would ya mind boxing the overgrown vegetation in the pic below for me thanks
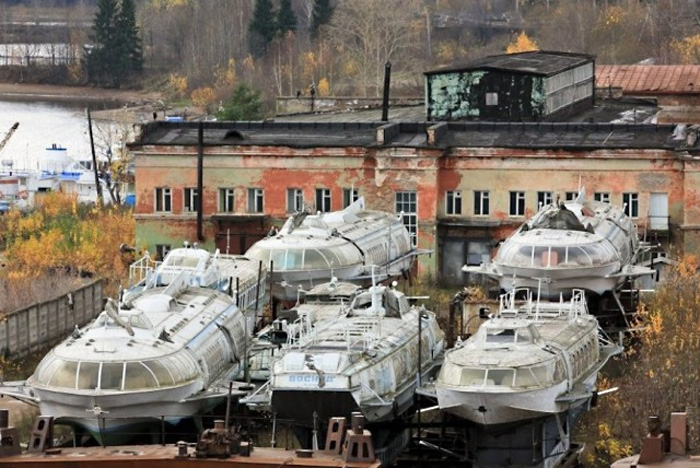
[0,192,135,312]
[578,255,700,466]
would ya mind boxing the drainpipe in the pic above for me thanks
[381,62,392,122]
[197,122,204,241]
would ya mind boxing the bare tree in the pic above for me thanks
[324,0,424,97]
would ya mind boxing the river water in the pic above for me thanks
[0,99,113,171]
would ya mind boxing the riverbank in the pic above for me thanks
[0,82,161,106]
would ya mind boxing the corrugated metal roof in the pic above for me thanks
[597,65,700,94]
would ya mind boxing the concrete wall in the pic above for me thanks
[0,280,103,358]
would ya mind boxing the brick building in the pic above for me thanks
[128,119,699,285]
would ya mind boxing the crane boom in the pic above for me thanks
[0,122,19,155]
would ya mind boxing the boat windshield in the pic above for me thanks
[485,327,533,344]
[496,243,617,268]
[162,251,207,269]
[35,353,198,391]
[246,244,361,271]
[440,360,562,389]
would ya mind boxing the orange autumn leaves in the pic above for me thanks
[1,192,134,295]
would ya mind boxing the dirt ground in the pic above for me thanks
[0,82,162,106]
[0,397,37,428]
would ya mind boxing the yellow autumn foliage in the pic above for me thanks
[580,255,700,466]
[167,73,189,99]
[0,193,135,296]
[672,35,700,64]
[317,77,330,97]
[191,87,216,110]
[506,32,538,54]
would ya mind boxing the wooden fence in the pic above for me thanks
[0,279,103,357]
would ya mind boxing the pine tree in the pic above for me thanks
[276,0,297,34]
[117,0,143,72]
[310,0,333,38]
[86,0,119,85]
[249,0,277,56]
[217,84,264,121]
[85,0,143,87]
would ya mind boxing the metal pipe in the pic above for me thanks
[381,62,392,122]
[196,122,204,241]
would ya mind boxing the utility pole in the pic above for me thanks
[87,108,104,207]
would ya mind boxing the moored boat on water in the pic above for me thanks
[432,288,621,427]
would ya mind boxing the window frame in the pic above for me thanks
[446,190,462,215]
[315,188,332,213]
[287,188,304,213]
[623,192,639,218]
[247,188,264,213]
[509,191,525,217]
[154,187,172,213]
[537,191,552,209]
[473,190,490,216]
[342,188,359,208]
[218,187,235,213]
[594,192,610,203]
[396,191,418,247]
[183,187,198,212]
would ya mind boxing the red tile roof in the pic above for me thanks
[596,65,700,94]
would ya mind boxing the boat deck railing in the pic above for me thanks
[128,251,161,288]
[287,315,383,352]
[499,287,589,321]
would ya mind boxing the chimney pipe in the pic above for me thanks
[381,62,392,122]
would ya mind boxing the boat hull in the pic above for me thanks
[32,379,224,435]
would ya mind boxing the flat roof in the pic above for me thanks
[425,50,594,77]
[131,120,680,151]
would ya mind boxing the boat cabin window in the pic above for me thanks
[46,359,78,388]
[124,362,159,390]
[163,253,204,269]
[37,355,196,391]
[513,363,555,388]
[100,362,124,390]
[486,368,515,386]
[77,362,99,390]
[460,367,486,386]
[485,327,531,343]
[128,313,151,329]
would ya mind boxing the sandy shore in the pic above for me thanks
[0,82,162,106]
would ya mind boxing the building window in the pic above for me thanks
[445,190,462,215]
[537,191,552,208]
[594,192,610,203]
[343,188,359,208]
[565,191,577,202]
[287,188,304,213]
[509,191,525,216]
[623,192,639,218]
[396,191,417,247]
[473,190,489,216]
[184,187,198,212]
[219,188,235,212]
[155,244,171,261]
[155,187,171,212]
[315,188,331,212]
[485,92,498,106]
[247,188,264,213]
